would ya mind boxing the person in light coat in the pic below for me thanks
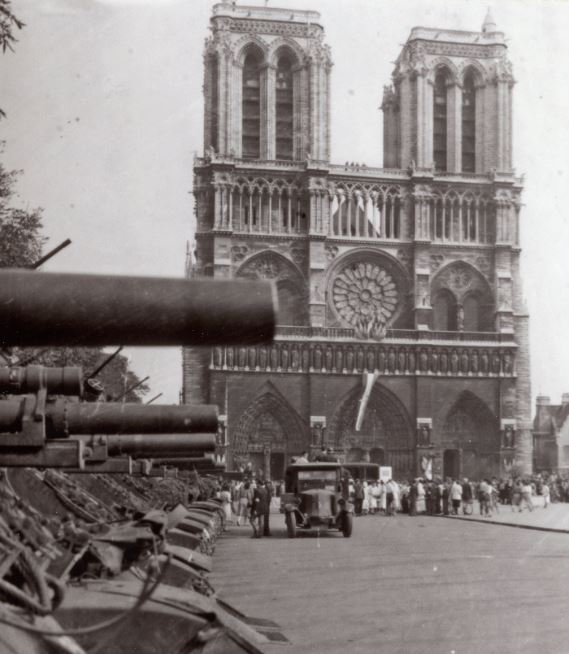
[450,479,463,515]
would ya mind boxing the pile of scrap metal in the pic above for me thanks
[0,270,277,653]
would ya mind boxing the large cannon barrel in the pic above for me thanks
[153,455,224,470]
[0,269,277,346]
[75,433,216,457]
[0,366,83,396]
[151,453,216,466]
[49,400,218,436]
[0,397,218,437]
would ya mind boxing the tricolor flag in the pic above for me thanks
[331,194,339,217]
[365,195,381,237]
[355,371,379,431]
[373,200,381,236]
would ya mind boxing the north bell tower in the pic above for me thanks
[202,0,332,161]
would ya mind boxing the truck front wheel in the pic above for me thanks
[285,512,296,538]
[341,512,352,538]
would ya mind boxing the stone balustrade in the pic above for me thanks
[275,325,513,344]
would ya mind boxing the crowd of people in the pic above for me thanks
[394,475,552,518]
[210,471,564,537]
[216,479,275,538]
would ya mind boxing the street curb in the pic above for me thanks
[438,513,569,534]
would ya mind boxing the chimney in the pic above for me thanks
[562,394,569,406]
[536,395,550,407]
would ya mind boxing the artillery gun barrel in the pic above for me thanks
[0,269,276,346]
[76,433,216,456]
[0,365,83,396]
[152,455,223,469]
[151,453,216,466]
[0,397,218,437]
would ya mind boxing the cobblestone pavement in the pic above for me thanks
[212,509,569,654]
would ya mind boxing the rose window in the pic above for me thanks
[332,262,399,338]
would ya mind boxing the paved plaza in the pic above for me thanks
[212,505,569,654]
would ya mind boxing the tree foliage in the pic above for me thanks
[0,4,150,404]
[0,0,24,119]
[0,158,46,267]
[0,0,23,54]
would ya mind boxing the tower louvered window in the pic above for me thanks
[462,72,476,172]
[433,70,448,172]
[210,55,219,152]
[242,53,261,159]
[275,55,294,160]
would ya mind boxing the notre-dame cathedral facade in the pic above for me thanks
[183,1,531,482]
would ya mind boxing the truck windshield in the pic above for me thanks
[297,470,337,490]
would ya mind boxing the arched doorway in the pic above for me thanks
[370,447,385,466]
[443,449,460,479]
[232,388,306,480]
[328,383,414,479]
[441,392,499,478]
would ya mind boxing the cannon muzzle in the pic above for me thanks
[0,269,277,346]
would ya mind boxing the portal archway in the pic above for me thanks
[232,386,307,479]
[328,383,414,479]
[441,391,499,478]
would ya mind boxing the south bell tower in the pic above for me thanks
[184,4,531,481]
[383,9,514,174]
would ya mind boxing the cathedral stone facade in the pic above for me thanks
[183,2,531,481]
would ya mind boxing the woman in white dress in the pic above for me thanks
[362,481,370,515]
[220,484,233,526]
[370,482,380,514]
[379,480,387,513]
[415,479,426,513]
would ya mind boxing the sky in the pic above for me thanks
[1,0,568,408]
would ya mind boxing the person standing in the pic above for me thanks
[416,479,426,514]
[362,481,370,515]
[237,481,251,526]
[385,479,396,516]
[408,479,418,516]
[219,484,233,527]
[542,482,551,509]
[250,480,270,537]
[520,480,534,512]
[354,479,364,516]
[442,479,450,515]
[450,479,462,515]
[369,482,379,515]
[462,478,473,515]
[478,479,492,517]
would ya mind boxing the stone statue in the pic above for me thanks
[457,304,465,332]
[259,346,267,370]
[418,425,431,446]
[378,349,386,372]
[325,345,333,371]
[314,346,322,371]
[450,350,459,374]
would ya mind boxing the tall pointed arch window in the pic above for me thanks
[462,72,476,172]
[276,55,294,160]
[210,54,219,152]
[242,51,262,159]
[433,69,449,172]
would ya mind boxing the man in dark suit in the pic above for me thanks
[251,480,271,537]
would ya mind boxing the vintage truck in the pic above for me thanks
[279,462,353,538]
